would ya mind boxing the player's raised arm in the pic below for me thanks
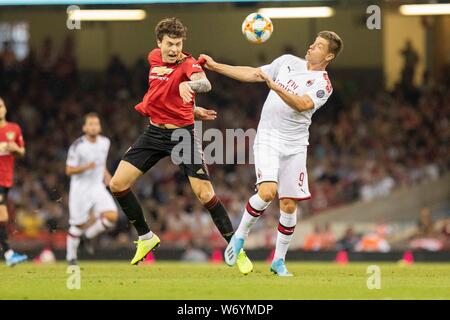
[187,71,211,93]
[259,71,315,112]
[179,71,211,104]
[199,54,264,83]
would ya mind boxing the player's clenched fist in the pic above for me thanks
[5,142,20,153]
[179,81,194,104]
[84,162,96,171]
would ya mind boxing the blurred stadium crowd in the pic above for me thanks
[0,37,449,253]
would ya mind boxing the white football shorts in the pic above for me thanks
[69,186,117,225]
[253,143,311,200]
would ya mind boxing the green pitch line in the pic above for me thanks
[1,262,449,300]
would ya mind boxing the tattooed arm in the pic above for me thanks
[179,72,212,104]
[187,71,211,92]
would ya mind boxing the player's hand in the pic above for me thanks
[84,162,96,171]
[179,81,194,104]
[6,142,20,152]
[198,54,216,70]
[258,71,278,91]
[194,106,217,121]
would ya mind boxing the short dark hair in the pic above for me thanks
[318,30,343,59]
[84,112,99,124]
[155,17,187,42]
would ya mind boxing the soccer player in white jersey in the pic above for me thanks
[201,31,343,276]
[65,112,118,265]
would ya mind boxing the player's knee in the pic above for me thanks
[103,211,118,223]
[258,186,276,202]
[198,190,215,205]
[195,186,214,205]
[280,199,297,214]
[0,208,8,223]
[109,177,127,193]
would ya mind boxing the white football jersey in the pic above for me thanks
[258,54,333,152]
[66,135,110,191]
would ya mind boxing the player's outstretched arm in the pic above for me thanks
[65,162,96,176]
[199,54,264,83]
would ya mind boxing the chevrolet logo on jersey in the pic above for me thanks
[151,66,174,76]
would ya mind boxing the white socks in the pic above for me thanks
[66,217,116,260]
[66,225,83,261]
[138,231,154,241]
[4,249,14,260]
[235,194,271,239]
[274,209,297,262]
[85,217,115,239]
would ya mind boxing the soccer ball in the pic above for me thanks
[36,248,56,264]
[242,13,273,44]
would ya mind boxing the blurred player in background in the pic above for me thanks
[201,30,343,276]
[0,97,28,266]
[108,17,253,274]
[65,112,118,265]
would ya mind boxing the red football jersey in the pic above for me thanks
[0,122,24,187]
[134,48,204,126]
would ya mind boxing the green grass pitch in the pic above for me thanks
[1,261,450,299]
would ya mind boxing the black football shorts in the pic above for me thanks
[0,187,9,205]
[123,124,210,181]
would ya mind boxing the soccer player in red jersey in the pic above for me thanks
[0,97,28,266]
[109,17,253,274]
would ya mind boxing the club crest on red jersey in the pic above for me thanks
[6,132,15,141]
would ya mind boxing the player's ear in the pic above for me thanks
[157,40,162,48]
[325,53,335,62]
